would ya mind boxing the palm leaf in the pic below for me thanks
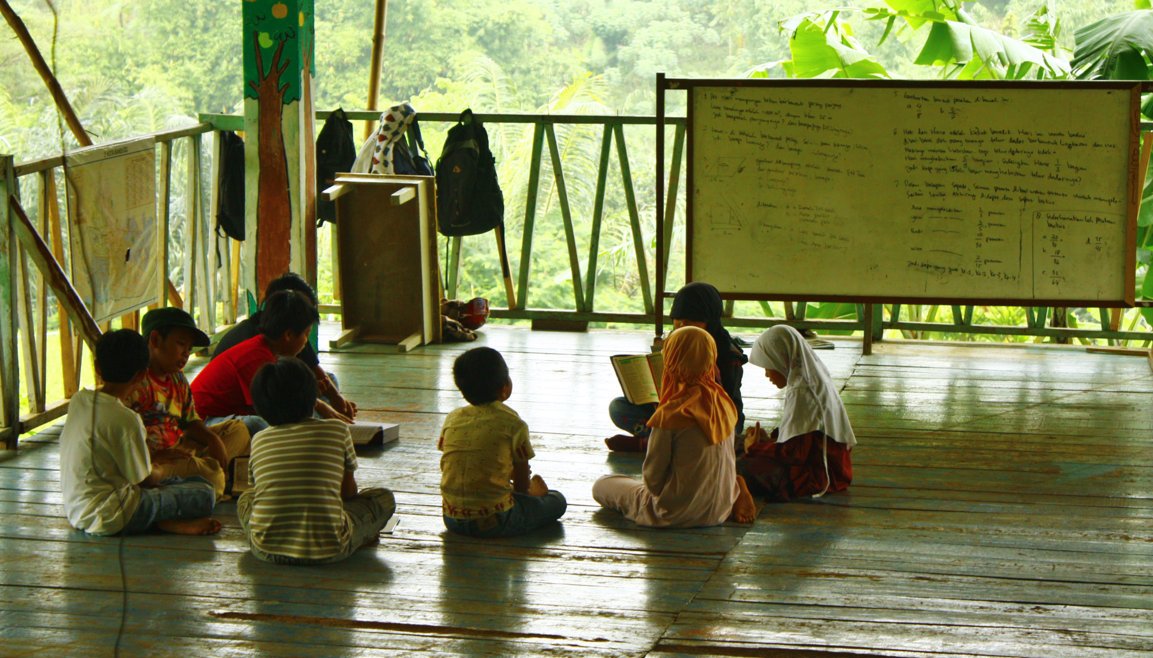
[782,18,889,79]
[1071,10,1153,80]
[915,20,1070,79]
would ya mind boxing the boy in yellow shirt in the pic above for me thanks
[438,347,566,537]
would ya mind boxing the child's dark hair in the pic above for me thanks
[264,271,318,307]
[251,357,318,426]
[95,329,149,384]
[259,290,320,338]
[452,347,510,405]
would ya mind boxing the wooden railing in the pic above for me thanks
[3,111,1151,447]
[0,123,239,448]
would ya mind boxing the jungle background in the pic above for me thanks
[2,0,1152,341]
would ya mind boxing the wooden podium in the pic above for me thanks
[324,174,442,351]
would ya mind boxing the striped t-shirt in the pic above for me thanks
[247,418,357,559]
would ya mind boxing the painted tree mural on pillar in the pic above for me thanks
[243,0,313,295]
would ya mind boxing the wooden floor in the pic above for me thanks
[3,325,1152,657]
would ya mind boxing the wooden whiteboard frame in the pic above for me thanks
[655,78,1141,326]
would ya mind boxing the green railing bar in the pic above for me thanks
[885,320,1153,342]
[516,124,546,311]
[543,124,585,310]
[199,112,689,131]
[583,126,614,313]
[660,123,685,298]
[615,124,653,314]
[446,236,462,300]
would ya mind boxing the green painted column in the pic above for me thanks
[0,155,19,448]
[242,0,316,300]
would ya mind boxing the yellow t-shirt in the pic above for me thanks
[438,401,535,519]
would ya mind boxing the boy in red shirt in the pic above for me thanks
[192,290,328,434]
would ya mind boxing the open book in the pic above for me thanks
[611,352,664,405]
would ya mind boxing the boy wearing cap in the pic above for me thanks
[125,307,250,499]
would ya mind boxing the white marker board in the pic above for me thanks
[687,82,1140,304]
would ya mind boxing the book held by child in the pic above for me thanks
[611,351,664,406]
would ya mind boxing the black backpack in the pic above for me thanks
[394,117,433,176]
[215,131,245,240]
[316,108,356,225]
[435,109,504,236]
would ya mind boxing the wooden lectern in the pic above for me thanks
[324,174,442,352]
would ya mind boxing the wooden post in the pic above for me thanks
[364,0,389,141]
[1,155,20,448]
[242,0,316,302]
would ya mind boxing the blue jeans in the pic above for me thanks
[118,476,216,535]
[443,491,567,538]
[608,397,656,437]
[206,414,269,437]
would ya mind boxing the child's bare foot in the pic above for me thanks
[156,517,222,535]
[528,474,549,496]
[729,476,756,524]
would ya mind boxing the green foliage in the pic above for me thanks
[1072,10,1153,80]
[2,0,1151,341]
[775,16,890,79]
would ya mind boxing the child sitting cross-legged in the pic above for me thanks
[126,307,250,501]
[192,289,327,437]
[61,329,220,536]
[439,347,567,538]
[237,357,396,565]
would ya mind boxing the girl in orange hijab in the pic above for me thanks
[592,327,755,527]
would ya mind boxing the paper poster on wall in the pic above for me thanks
[65,137,159,322]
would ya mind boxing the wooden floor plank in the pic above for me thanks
[3,326,1153,656]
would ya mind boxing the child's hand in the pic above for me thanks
[315,400,353,424]
[205,433,228,471]
[528,474,549,496]
[743,421,770,452]
[329,392,358,420]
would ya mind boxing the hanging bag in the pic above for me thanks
[435,109,504,236]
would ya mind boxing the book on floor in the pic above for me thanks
[227,455,251,496]
[611,351,664,405]
[350,421,400,448]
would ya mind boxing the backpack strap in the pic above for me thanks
[407,118,431,167]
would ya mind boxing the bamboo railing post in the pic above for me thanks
[364,0,389,141]
[0,2,92,148]
[1,155,20,447]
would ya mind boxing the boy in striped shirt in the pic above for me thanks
[237,357,395,564]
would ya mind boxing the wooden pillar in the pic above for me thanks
[242,0,317,301]
[0,155,19,448]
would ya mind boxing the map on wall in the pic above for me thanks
[65,137,159,322]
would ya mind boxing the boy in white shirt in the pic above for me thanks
[60,329,219,536]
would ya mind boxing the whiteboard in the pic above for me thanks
[687,82,1140,304]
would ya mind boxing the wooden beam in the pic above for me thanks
[329,327,360,350]
[389,186,415,206]
[0,1,92,147]
[396,331,422,353]
[8,196,100,349]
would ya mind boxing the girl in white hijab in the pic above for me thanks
[740,325,855,501]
